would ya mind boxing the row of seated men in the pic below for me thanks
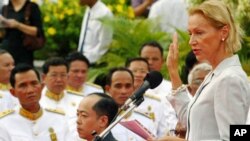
[0,49,178,141]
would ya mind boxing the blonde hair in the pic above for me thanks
[188,0,242,53]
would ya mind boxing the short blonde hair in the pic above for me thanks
[188,0,242,53]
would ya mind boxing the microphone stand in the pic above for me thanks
[93,97,144,141]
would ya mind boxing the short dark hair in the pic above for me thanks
[139,41,163,57]
[105,67,134,86]
[181,51,198,84]
[65,52,90,68]
[42,57,68,74]
[125,57,150,71]
[0,49,8,55]
[10,64,40,87]
[88,93,118,125]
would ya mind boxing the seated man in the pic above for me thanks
[0,49,17,112]
[105,67,157,140]
[40,57,83,139]
[0,126,11,141]
[65,52,103,96]
[76,92,118,141]
[0,64,72,140]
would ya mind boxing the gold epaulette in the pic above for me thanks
[134,110,151,120]
[144,93,161,102]
[0,109,14,119]
[66,90,84,96]
[45,108,65,115]
[86,82,102,89]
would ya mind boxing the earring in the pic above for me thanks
[222,38,225,41]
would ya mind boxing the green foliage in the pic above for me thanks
[34,0,84,59]
[88,17,173,80]
[35,0,250,78]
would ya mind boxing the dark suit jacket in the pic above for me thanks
[93,132,117,141]
[102,132,117,141]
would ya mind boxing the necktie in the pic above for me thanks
[80,11,90,53]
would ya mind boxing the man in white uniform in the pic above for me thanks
[65,52,103,96]
[0,49,17,112]
[0,64,72,141]
[40,57,82,140]
[139,41,172,99]
[126,57,178,137]
[78,0,113,64]
[105,67,157,141]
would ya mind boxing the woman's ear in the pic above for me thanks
[221,25,229,40]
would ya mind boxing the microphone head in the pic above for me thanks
[144,71,163,89]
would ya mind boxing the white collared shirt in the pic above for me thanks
[78,1,113,63]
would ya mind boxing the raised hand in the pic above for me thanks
[166,33,183,90]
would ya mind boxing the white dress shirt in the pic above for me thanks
[148,0,188,33]
[78,1,113,63]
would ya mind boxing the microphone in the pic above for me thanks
[121,71,163,110]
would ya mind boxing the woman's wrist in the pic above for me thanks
[171,84,187,95]
[16,21,21,29]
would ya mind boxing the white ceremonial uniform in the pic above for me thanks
[78,1,113,63]
[136,92,178,138]
[148,0,188,33]
[112,110,157,141]
[0,108,72,141]
[147,79,172,99]
[82,82,103,95]
[0,89,18,112]
[66,82,103,97]
[40,87,83,139]
[0,125,11,141]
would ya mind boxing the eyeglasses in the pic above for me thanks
[48,73,67,79]
[131,69,148,74]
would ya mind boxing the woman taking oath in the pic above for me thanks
[161,0,250,141]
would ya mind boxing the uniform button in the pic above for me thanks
[71,102,76,107]
[33,132,39,136]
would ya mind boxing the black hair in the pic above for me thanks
[105,67,134,86]
[42,57,68,74]
[65,52,90,68]
[125,57,150,71]
[88,93,118,125]
[181,50,198,84]
[10,63,40,87]
[139,41,163,57]
[93,73,107,92]
[0,49,9,55]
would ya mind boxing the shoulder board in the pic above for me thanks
[66,90,84,96]
[45,108,65,115]
[86,82,102,89]
[133,110,151,120]
[0,109,14,119]
[144,93,161,102]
